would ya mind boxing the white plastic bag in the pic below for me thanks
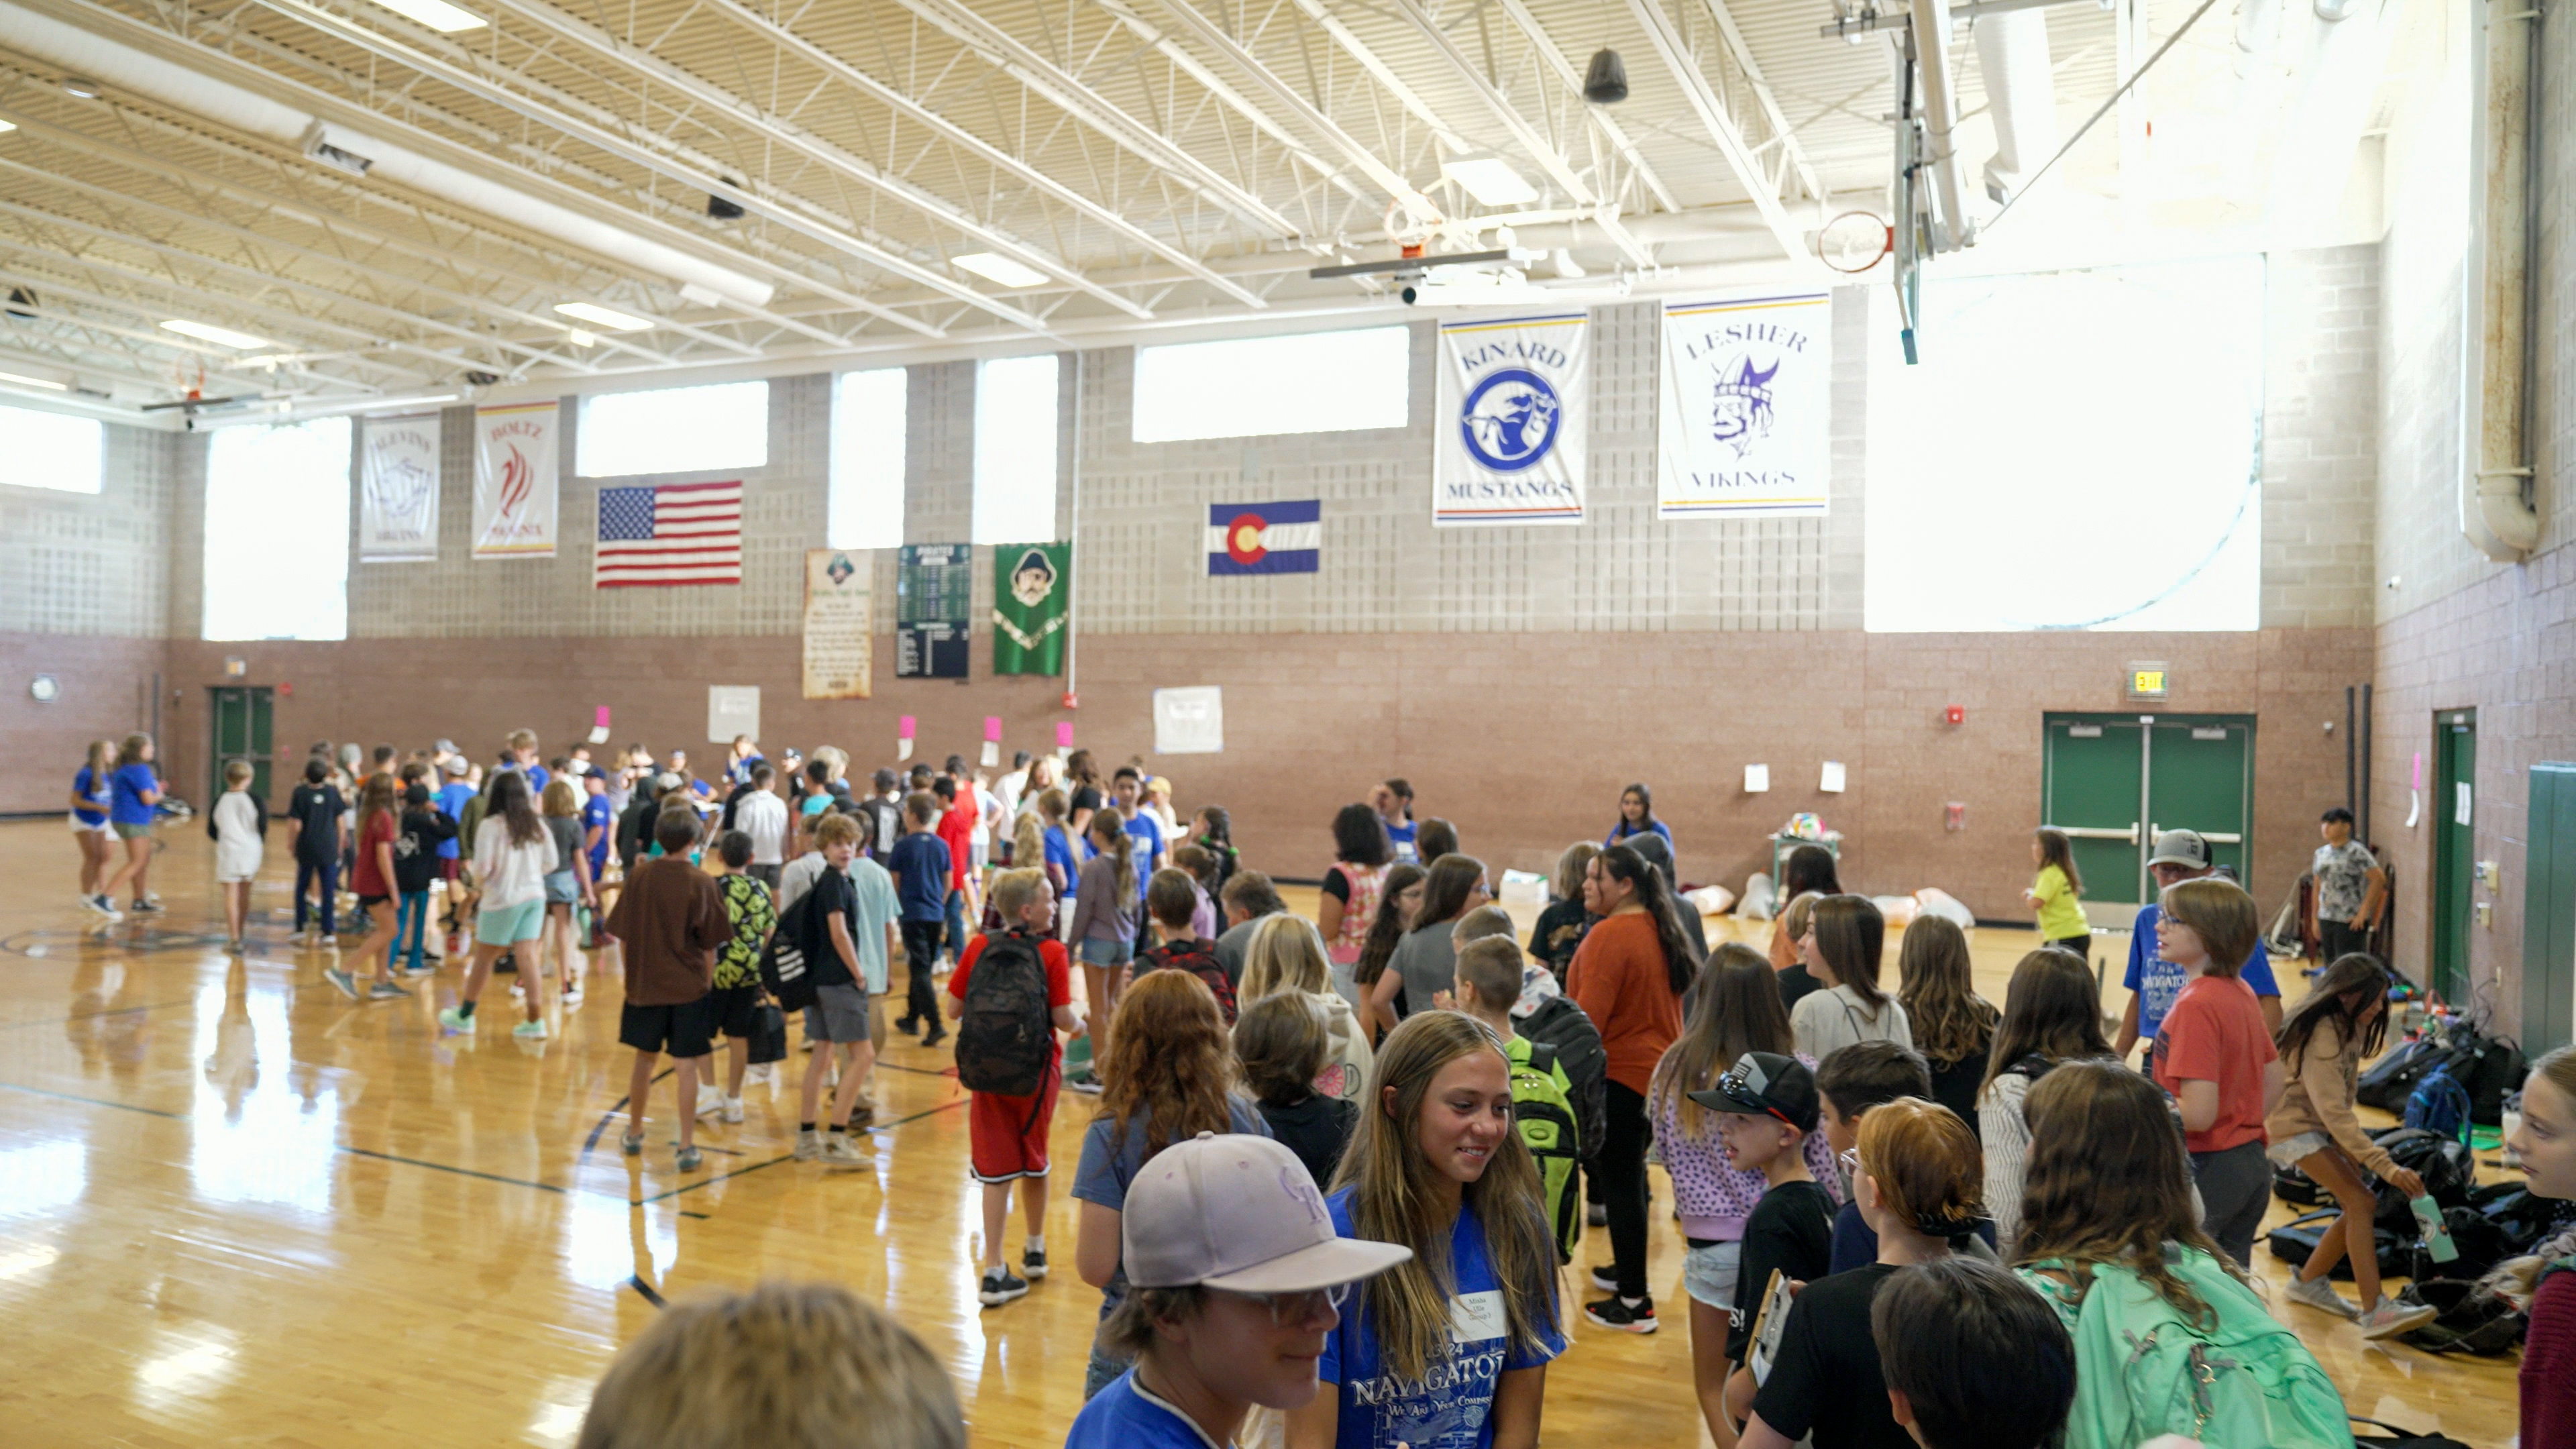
[1685,883,1737,917]
[1499,868,1549,909]
[1872,895,1920,929]
[1739,872,1777,921]
[1913,888,1974,930]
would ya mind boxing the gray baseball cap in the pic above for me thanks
[2147,829,2213,870]
[1122,1134,1413,1293]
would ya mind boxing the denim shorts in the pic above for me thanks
[543,868,580,906]
[1077,937,1133,969]
[1682,1239,1741,1309]
[2266,1130,2332,1168]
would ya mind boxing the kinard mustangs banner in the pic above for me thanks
[1434,311,1587,526]
[1659,293,1831,519]
[358,413,440,561]
[472,400,559,557]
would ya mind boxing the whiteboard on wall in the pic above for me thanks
[1153,687,1224,755]
[708,686,761,745]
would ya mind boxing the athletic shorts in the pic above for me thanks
[621,997,715,1059]
[804,981,872,1044]
[708,983,763,1040]
[440,859,462,883]
[70,813,108,833]
[113,822,154,841]
[476,898,545,946]
[969,1063,1062,1183]
[357,893,392,910]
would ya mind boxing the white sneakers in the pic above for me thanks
[721,1095,745,1124]
[2357,1299,2439,1340]
[2282,1273,2357,1319]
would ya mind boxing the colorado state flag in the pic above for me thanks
[1206,500,1321,576]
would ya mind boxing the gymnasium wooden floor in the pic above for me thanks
[0,822,2517,1446]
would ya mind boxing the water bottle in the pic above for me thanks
[2410,1193,2458,1264]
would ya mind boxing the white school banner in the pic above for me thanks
[1659,293,1831,519]
[472,400,559,558]
[1434,311,1587,526]
[358,413,441,561]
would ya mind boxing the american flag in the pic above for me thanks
[594,480,743,588]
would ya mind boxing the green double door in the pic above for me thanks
[2041,713,2256,912]
[2526,760,2576,1057]
[209,687,275,811]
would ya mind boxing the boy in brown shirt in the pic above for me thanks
[604,809,732,1171]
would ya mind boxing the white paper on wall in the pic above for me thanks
[2455,782,2473,826]
[1744,763,1771,794]
[706,685,760,745]
[1820,761,1847,793]
[1154,687,1225,755]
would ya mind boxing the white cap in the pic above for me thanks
[1122,1134,1413,1293]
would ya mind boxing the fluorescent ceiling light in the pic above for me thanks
[370,0,487,30]
[1440,154,1540,207]
[161,318,274,350]
[553,301,654,331]
[60,77,101,100]
[951,251,1051,288]
[0,368,68,390]
[567,329,597,348]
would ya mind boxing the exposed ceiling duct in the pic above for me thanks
[1974,9,2061,203]
[1909,0,1974,248]
[2463,0,2541,559]
[0,0,775,309]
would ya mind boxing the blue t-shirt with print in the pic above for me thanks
[434,781,477,859]
[109,763,159,825]
[2124,902,2282,1042]
[1319,1188,1564,1449]
[886,831,951,922]
[1387,817,1419,863]
[1043,824,1080,887]
[72,765,110,826]
[582,794,614,874]
[1065,1371,1220,1449]
[1071,1099,1271,1309]
[1124,813,1164,898]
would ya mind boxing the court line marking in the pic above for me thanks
[627,1094,969,1206]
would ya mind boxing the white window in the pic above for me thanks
[203,415,352,641]
[1130,326,1409,443]
[829,368,906,549]
[1864,257,2265,633]
[0,402,105,494]
[576,380,769,478]
[973,354,1058,544]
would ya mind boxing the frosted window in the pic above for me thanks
[0,403,104,494]
[576,380,768,478]
[1132,326,1409,442]
[1864,258,2265,632]
[203,416,351,641]
[973,354,1058,544]
[830,368,906,549]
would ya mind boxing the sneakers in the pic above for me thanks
[696,1093,726,1120]
[1065,1069,1104,1095]
[561,987,584,1010]
[367,980,413,1001]
[2357,1299,2440,1340]
[129,894,164,914]
[2283,1273,2358,1320]
[818,1132,869,1167]
[721,1095,745,1124]
[436,1006,476,1033]
[921,1026,949,1049]
[1588,1265,1619,1294]
[676,1145,704,1172]
[622,1129,645,1156]
[400,961,437,977]
[494,953,518,974]
[317,934,337,948]
[979,1267,1031,1307]
[1582,1295,1659,1334]
[1022,1247,1049,1281]
[89,894,124,921]
[512,1018,549,1040]
[225,937,247,955]
[895,1016,922,1036]
[793,1128,822,1161]
[324,967,360,1000]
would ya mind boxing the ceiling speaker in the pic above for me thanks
[1583,49,1629,105]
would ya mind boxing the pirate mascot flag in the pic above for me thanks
[991,542,1070,676]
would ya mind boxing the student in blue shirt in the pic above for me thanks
[1605,782,1674,853]
[1375,778,1419,864]
[1064,1132,1411,1449]
[69,739,116,912]
[2115,830,2283,1062]
[885,792,953,1044]
[1285,1011,1566,1449]
[96,732,164,916]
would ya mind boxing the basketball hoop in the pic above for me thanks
[1385,198,1441,260]
[1817,211,1894,274]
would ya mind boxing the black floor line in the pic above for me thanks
[581,1066,677,1155]
[627,1274,667,1308]
[628,1093,969,1206]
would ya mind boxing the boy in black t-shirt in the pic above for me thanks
[392,783,457,975]
[1690,1053,1834,1385]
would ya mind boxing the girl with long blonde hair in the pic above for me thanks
[1285,1011,1564,1449]
[1239,913,1373,1101]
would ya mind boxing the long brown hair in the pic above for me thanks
[1084,809,1134,896]
[1330,1012,1560,1383]
[84,738,113,784]
[1097,969,1238,1161]
[2033,827,2082,896]
[355,773,398,851]
[1978,949,2114,1100]
[1897,918,1997,1069]
[117,731,152,767]
[1354,863,1426,989]
[490,768,545,847]
[2275,953,2393,1077]
[1811,894,1888,1008]
[1650,944,1794,1143]
[1413,853,1486,931]
[2014,1061,2237,1324]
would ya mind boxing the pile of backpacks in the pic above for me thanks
[2267,1011,2572,1356]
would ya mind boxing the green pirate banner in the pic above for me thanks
[991,541,1070,676]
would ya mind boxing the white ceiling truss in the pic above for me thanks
[0,0,2433,413]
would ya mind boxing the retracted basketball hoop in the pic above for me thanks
[1817,211,1893,274]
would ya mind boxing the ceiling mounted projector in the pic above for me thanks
[1583,49,1628,105]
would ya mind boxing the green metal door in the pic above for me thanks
[209,687,275,810]
[2043,715,2151,908]
[2432,710,2477,1004]
[2524,762,2576,1056]
[2147,717,2255,885]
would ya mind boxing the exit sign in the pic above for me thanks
[2126,661,2171,702]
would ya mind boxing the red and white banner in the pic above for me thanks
[472,400,559,558]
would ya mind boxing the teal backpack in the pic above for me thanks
[1503,1034,1582,1263]
[2022,1247,2354,1449]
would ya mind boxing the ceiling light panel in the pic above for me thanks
[1440,154,1540,207]
[951,252,1051,288]
[553,302,654,331]
[0,368,68,390]
[369,0,487,31]
[160,319,274,349]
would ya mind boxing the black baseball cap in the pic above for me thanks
[1689,1051,1820,1133]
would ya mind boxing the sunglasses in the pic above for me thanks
[1223,1282,1353,1326]
[1716,1061,1799,1129]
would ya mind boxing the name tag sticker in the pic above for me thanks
[1450,1290,1505,1344]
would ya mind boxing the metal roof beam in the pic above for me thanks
[1489,0,1682,213]
[1087,0,1375,212]
[1622,0,1821,264]
[0,262,441,386]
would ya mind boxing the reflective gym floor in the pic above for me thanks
[0,822,2516,1446]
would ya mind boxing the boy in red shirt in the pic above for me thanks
[932,774,979,969]
[945,866,1083,1307]
[2148,875,2282,1266]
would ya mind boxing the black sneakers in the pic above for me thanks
[1022,1247,1048,1281]
[1582,1294,1659,1334]
[978,1267,1030,1307]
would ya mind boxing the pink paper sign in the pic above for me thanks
[1055,722,1075,749]
[594,706,611,728]
[984,716,1003,741]
[899,715,916,739]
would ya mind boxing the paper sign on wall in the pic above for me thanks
[1659,293,1831,519]
[1820,761,1847,793]
[359,413,441,561]
[472,400,559,557]
[801,549,874,700]
[1744,763,1771,794]
[706,686,759,746]
[1153,687,1224,755]
[2455,782,2474,826]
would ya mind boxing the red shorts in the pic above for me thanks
[967,1063,1061,1183]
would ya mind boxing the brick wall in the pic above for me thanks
[0,419,178,637]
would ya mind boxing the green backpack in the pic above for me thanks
[1503,1034,1582,1263]
[2022,1248,2353,1449]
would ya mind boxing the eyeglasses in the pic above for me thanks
[1839,1147,1862,1181]
[1224,1282,1352,1325]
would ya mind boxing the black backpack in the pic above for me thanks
[757,888,820,1011]
[955,930,1054,1097]
[2357,1032,2478,1112]
[1515,995,1608,1163]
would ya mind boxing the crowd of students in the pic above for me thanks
[59,741,2576,1449]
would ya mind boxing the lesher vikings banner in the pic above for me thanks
[472,400,559,557]
[1207,500,1320,575]
[992,541,1069,676]
[1659,293,1831,519]
[358,413,440,561]
[1434,312,1586,525]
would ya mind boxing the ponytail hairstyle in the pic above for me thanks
[355,771,398,851]
[1811,894,1889,1010]
[1596,843,1701,996]
[1650,943,1794,1142]
[2034,828,2082,896]
[1085,807,1134,892]
[1034,787,1069,824]
[2275,953,2394,1078]
[1353,863,1427,989]
[1194,804,1232,853]
[85,738,114,783]
[1897,916,1998,1069]
[490,768,545,847]
[1856,1097,1986,1242]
